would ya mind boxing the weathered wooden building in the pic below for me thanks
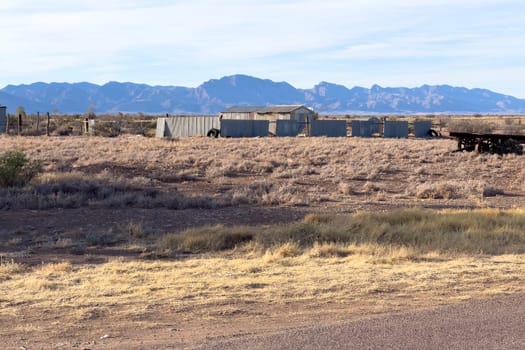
[220,105,315,134]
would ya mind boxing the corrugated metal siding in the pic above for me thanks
[88,120,96,136]
[0,106,6,134]
[220,120,269,137]
[221,112,252,120]
[351,118,380,137]
[258,105,305,113]
[384,120,409,138]
[155,118,166,137]
[276,120,303,136]
[413,121,432,138]
[310,120,347,137]
[157,116,220,137]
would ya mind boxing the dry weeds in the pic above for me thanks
[1,134,524,347]
[0,135,523,211]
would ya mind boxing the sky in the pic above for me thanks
[1,0,524,98]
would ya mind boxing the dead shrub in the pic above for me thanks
[158,226,254,253]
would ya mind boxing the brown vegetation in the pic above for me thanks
[0,134,524,348]
[0,135,523,211]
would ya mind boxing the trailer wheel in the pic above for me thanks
[207,128,220,138]
[427,129,439,137]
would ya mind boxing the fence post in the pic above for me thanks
[17,114,22,136]
[5,113,9,135]
[36,112,40,132]
[46,112,50,136]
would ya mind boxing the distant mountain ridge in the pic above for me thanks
[1,74,524,114]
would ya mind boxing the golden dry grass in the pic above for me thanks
[1,208,525,342]
[0,135,523,211]
[1,244,524,339]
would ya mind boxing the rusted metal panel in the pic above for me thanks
[310,120,347,137]
[0,106,6,134]
[220,120,269,137]
[384,120,409,138]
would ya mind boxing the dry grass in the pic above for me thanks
[156,208,525,255]
[0,135,523,212]
[1,133,524,345]
[1,208,525,344]
[1,243,524,338]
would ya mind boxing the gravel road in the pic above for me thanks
[192,292,525,350]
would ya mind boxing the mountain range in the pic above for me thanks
[1,74,524,115]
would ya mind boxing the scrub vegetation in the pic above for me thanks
[0,134,524,348]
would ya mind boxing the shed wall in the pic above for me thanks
[384,120,409,138]
[310,120,347,137]
[0,106,6,134]
[220,120,269,137]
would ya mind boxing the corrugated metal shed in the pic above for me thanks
[413,121,433,138]
[220,120,269,137]
[384,120,409,138]
[310,120,347,137]
[156,116,220,138]
[0,106,6,134]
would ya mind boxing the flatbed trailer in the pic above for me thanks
[450,131,525,155]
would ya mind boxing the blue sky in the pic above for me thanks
[1,0,524,97]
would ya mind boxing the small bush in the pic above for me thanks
[0,151,42,187]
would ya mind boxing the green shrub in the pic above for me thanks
[0,151,43,187]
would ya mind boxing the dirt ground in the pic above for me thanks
[1,135,524,349]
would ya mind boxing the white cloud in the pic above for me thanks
[0,0,524,97]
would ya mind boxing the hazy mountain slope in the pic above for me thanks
[1,75,524,114]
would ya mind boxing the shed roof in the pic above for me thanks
[258,105,309,114]
[222,106,265,113]
[222,105,311,114]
